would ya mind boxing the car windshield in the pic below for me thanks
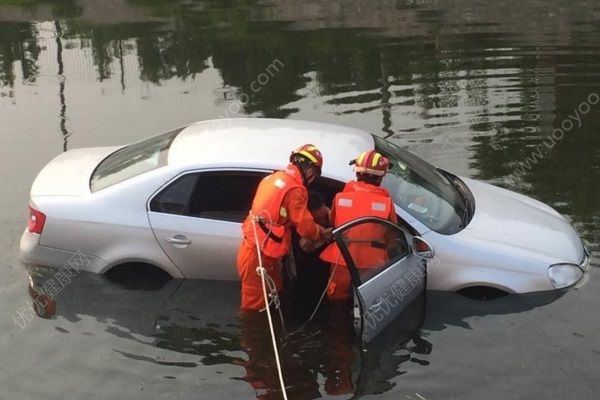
[373,135,467,234]
[90,127,184,192]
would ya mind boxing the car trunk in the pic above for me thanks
[31,146,120,197]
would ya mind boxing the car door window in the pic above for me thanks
[187,171,268,222]
[339,221,409,283]
[150,171,268,221]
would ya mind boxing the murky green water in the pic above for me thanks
[1,1,599,399]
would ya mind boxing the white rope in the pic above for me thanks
[249,211,289,400]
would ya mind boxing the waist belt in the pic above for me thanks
[258,219,283,243]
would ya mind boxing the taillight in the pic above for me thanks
[28,206,46,234]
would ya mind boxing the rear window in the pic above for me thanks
[90,127,183,192]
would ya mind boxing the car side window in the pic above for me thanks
[150,173,197,215]
[339,221,410,284]
[187,171,268,222]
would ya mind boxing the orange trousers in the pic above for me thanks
[237,239,283,311]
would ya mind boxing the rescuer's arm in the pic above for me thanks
[284,188,330,242]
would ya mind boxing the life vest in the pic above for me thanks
[320,181,393,268]
[242,165,304,259]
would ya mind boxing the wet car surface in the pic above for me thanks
[1,0,600,399]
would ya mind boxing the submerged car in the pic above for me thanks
[20,118,589,300]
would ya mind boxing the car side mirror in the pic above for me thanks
[412,236,435,259]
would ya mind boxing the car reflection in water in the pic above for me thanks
[25,266,431,399]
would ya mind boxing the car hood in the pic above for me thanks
[460,177,584,265]
[31,146,121,196]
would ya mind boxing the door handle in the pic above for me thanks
[166,235,191,245]
[368,300,383,312]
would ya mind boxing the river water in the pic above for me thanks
[1,0,599,399]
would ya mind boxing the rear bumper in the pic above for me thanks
[19,229,107,273]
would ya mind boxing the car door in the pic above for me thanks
[332,216,430,343]
[147,169,268,280]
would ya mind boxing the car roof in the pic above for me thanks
[168,118,375,180]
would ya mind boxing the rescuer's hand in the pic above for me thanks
[322,227,334,242]
[299,238,319,253]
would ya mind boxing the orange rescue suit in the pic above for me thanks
[320,180,397,301]
[237,164,325,310]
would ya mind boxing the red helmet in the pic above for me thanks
[353,150,389,176]
[290,144,323,169]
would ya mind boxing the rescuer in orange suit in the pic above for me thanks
[319,150,397,301]
[237,144,333,311]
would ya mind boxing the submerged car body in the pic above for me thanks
[20,118,589,296]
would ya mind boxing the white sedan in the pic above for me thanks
[20,118,589,297]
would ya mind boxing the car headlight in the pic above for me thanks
[548,263,583,289]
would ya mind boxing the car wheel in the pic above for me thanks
[104,263,172,290]
[456,286,509,301]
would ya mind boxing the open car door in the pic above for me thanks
[332,216,432,343]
